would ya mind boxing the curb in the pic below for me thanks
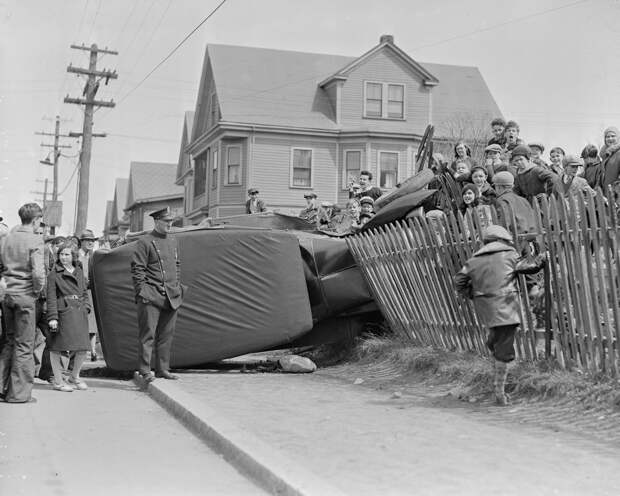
[133,374,347,496]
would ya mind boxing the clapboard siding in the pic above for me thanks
[252,135,338,207]
[340,49,430,134]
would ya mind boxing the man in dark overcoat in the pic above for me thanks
[130,207,185,382]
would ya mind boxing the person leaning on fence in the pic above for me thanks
[454,225,546,406]
[600,126,620,196]
[511,145,561,203]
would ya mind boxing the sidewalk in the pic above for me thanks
[153,369,620,496]
[0,378,264,496]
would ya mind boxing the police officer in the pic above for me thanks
[130,207,186,382]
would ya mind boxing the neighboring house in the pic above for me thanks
[108,178,130,238]
[184,35,502,223]
[175,111,196,225]
[102,200,114,241]
[124,161,184,232]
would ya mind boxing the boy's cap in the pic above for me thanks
[303,192,317,199]
[484,144,503,154]
[492,171,515,187]
[510,145,531,160]
[482,225,513,243]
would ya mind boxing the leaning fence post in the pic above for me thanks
[544,260,552,358]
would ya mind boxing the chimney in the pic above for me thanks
[380,34,394,45]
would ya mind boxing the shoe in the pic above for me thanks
[53,383,74,392]
[90,353,98,362]
[155,371,179,380]
[6,397,38,403]
[141,372,156,383]
[68,377,88,390]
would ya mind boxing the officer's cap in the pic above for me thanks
[149,207,174,221]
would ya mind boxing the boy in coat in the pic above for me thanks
[454,225,545,406]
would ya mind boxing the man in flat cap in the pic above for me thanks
[510,145,561,203]
[130,207,186,382]
[245,188,267,214]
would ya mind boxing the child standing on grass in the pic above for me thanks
[454,225,545,406]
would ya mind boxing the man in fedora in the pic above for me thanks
[245,188,266,214]
[130,207,186,382]
[78,229,99,361]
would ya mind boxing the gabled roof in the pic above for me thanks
[125,162,183,210]
[103,200,114,233]
[175,111,194,183]
[112,178,129,225]
[199,41,501,137]
[207,44,351,130]
[319,38,439,88]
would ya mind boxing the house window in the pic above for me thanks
[378,151,399,189]
[343,150,362,188]
[193,150,208,198]
[364,82,405,119]
[291,148,312,188]
[210,93,219,127]
[211,149,218,189]
[226,146,241,185]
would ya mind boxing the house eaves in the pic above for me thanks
[124,192,184,213]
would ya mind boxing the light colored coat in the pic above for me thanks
[0,225,45,296]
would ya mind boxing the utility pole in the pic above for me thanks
[36,115,71,234]
[64,43,117,234]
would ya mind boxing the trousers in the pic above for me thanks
[486,324,518,363]
[0,294,37,402]
[136,300,177,375]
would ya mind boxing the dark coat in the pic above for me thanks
[581,160,602,189]
[494,190,537,236]
[513,166,561,202]
[46,262,91,351]
[601,143,620,193]
[245,198,267,214]
[130,230,185,310]
[454,242,543,328]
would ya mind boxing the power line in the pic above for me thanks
[59,157,81,196]
[87,0,103,42]
[411,0,590,51]
[113,0,228,107]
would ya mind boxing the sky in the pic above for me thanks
[1,0,620,233]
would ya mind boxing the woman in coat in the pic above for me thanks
[46,242,91,392]
[454,225,545,406]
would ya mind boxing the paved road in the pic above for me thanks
[175,370,620,496]
[0,378,264,496]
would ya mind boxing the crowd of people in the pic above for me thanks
[0,203,101,402]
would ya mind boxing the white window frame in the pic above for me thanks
[224,145,242,186]
[290,147,314,189]
[342,149,362,190]
[377,150,400,189]
[363,81,406,120]
[211,148,218,190]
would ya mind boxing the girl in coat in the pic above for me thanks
[454,225,545,405]
[47,242,91,392]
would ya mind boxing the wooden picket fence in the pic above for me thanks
[347,189,620,375]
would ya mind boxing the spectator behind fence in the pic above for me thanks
[559,155,595,198]
[503,120,524,157]
[580,144,602,189]
[453,159,472,185]
[454,225,546,406]
[511,145,561,203]
[601,126,620,195]
[350,170,382,201]
[0,203,45,404]
[483,144,506,179]
[548,147,565,176]
[487,117,507,148]
[451,142,476,172]
[492,171,537,238]
[528,142,548,168]
[471,166,496,205]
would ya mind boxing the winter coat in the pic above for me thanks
[601,143,620,194]
[478,182,497,205]
[581,160,602,189]
[559,174,595,198]
[513,166,561,203]
[130,230,185,310]
[46,262,91,351]
[454,242,543,328]
[494,190,537,236]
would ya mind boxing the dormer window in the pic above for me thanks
[363,81,405,120]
